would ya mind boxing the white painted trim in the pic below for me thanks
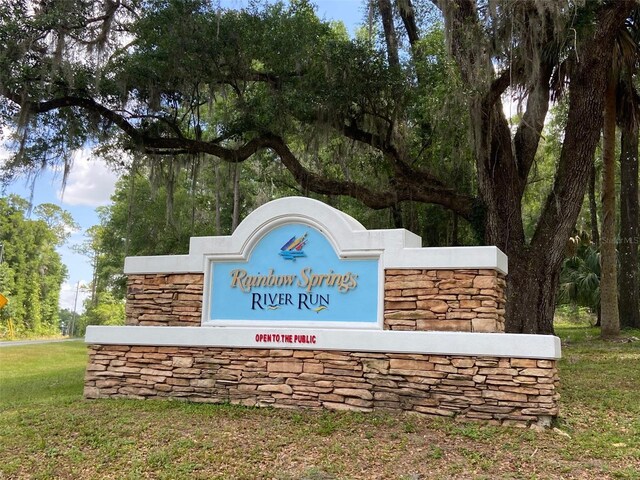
[200,320,381,329]
[123,197,508,275]
[85,326,561,360]
[124,254,202,275]
[199,213,387,328]
[383,246,508,274]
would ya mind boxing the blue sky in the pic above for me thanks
[1,0,365,312]
[2,149,120,311]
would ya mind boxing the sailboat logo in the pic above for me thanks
[279,233,308,261]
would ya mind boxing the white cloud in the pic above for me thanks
[63,223,82,236]
[59,281,91,313]
[58,149,120,207]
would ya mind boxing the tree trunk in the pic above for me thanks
[452,212,459,246]
[91,252,98,307]
[378,0,399,69]
[589,162,602,327]
[214,159,221,235]
[438,0,632,334]
[600,80,620,338]
[618,117,640,328]
[164,162,176,230]
[391,204,403,228]
[190,159,198,236]
[231,163,241,232]
[506,247,561,334]
[589,162,600,247]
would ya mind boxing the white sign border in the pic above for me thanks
[201,216,385,329]
[124,197,508,276]
[85,326,561,360]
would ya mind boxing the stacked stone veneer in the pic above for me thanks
[84,345,559,427]
[126,269,506,333]
[89,267,560,426]
[384,269,506,332]
[126,274,203,326]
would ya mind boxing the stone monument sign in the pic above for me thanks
[85,197,560,427]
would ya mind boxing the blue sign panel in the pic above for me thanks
[209,223,379,324]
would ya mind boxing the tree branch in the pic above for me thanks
[397,0,419,47]
[263,134,475,218]
[6,91,474,220]
[432,0,486,87]
[513,61,553,183]
[485,68,512,108]
[340,121,451,189]
[143,132,475,218]
[531,0,636,253]
[378,0,400,69]
[24,95,143,141]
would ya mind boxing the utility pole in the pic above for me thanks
[69,281,80,337]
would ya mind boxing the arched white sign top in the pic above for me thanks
[124,196,507,276]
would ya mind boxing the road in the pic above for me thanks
[0,338,81,348]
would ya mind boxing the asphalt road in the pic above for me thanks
[0,338,81,348]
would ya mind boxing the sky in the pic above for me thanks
[1,1,365,313]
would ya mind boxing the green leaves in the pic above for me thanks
[34,203,80,246]
[559,244,601,313]
[0,195,71,338]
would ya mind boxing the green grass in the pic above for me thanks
[553,321,640,475]
[0,341,87,407]
[0,326,639,479]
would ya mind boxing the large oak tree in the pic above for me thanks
[0,0,635,333]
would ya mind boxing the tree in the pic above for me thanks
[618,86,640,329]
[0,0,636,334]
[559,238,601,318]
[33,203,80,245]
[600,75,620,338]
[437,1,637,334]
[616,20,640,329]
[76,291,125,336]
[0,195,69,337]
[600,8,640,337]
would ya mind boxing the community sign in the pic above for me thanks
[205,223,380,327]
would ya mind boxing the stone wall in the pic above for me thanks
[85,345,558,427]
[126,269,506,332]
[126,274,203,326]
[384,269,506,332]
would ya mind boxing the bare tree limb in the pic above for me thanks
[396,0,419,47]
[513,62,553,183]
[378,0,400,69]
[485,69,512,108]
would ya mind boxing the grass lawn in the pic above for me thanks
[0,324,638,479]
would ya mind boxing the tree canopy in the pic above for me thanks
[0,195,72,338]
[1,0,638,334]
